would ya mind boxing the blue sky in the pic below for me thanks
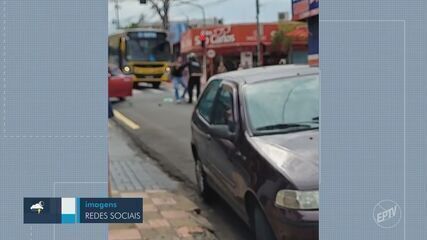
[108,0,292,33]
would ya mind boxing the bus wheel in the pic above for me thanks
[152,82,161,89]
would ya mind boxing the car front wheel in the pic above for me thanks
[195,159,215,201]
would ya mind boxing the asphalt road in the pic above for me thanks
[112,83,251,240]
[113,84,196,184]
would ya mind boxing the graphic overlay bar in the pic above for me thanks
[24,198,143,224]
[79,198,143,224]
[61,198,76,224]
[23,198,61,224]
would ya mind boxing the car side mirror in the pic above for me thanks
[210,124,236,140]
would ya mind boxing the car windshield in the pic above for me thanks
[126,32,170,61]
[244,75,319,135]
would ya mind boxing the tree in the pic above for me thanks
[147,0,172,30]
[271,22,306,64]
[147,0,206,30]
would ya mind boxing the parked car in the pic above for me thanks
[191,65,319,240]
[108,64,133,100]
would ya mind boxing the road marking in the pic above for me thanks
[113,110,140,130]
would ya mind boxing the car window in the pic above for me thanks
[245,75,319,135]
[212,85,235,128]
[283,78,319,124]
[197,79,221,123]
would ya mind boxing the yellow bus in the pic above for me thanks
[108,29,171,89]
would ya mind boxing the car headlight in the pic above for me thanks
[275,190,318,210]
[123,66,131,73]
[165,67,171,72]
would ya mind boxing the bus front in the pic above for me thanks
[122,30,171,89]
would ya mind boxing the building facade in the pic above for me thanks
[180,22,307,76]
[292,0,319,66]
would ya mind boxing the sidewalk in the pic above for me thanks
[108,121,217,240]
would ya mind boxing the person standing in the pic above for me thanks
[170,56,188,103]
[217,61,227,74]
[186,54,202,104]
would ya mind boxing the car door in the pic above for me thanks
[208,82,242,207]
[191,79,222,175]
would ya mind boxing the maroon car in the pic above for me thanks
[191,65,319,240]
[108,64,133,100]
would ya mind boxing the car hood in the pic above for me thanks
[249,130,319,190]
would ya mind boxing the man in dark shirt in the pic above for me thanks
[186,54,202,104]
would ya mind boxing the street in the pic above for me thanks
[109,83,251,240]
[113,83,197,185]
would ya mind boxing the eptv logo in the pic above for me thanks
[372,200,401,228]
[376,205,397,223]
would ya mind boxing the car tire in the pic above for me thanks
[252,205,276,240]
[118,97,126,101]
[152,82,161,89]
[133,82,139,89]
[194,158,215,201]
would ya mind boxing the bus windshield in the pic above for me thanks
[126,32,170,62]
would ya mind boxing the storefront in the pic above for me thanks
[292,0,319,66]
[180,23,307,76]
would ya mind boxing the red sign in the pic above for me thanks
[292,0,309,20]
[180,23,279,54]
[292,0,319,20]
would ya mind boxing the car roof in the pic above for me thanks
[213,64,319,85]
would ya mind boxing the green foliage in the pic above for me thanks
[271,22,307,64]
[271,28,287,52]
[271,22,305,53]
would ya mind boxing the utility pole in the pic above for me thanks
[114,0,121,29]
[180,1,207,82]
[256,0,262,66]
[178,1,207,82]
